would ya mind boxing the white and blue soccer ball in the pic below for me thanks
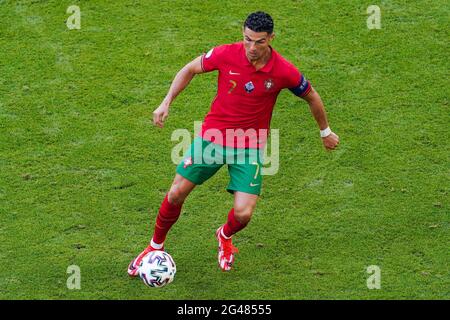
[138,250,176,288]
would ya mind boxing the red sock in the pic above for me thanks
[152,194,183,245]
[222,208,248,238]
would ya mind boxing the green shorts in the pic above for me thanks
[176,137,264,195]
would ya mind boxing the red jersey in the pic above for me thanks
[199,41,311,149]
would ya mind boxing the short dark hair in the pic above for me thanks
[244,11,274,34]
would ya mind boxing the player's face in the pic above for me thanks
[243,27,274,62]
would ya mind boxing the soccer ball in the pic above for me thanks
[138,250,176,288]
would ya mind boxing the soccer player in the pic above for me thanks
[128,11,339,275]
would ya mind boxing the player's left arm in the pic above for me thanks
[301,87,339,150]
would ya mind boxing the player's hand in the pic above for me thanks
[322,132,339,150]
[153,103,170,128]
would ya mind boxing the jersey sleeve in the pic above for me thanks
[201,45,228,72]
[286,66,312,97]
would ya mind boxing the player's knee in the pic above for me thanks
[167,185,186,205]
[234,204,255,224]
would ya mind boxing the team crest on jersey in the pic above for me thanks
[264,79,274,91]
[244,81,255,93]
[183,156,193,169]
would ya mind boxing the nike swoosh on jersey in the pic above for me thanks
[229,70,240,75]
[250,183,259,187]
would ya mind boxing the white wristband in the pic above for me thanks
[320,127,332,138]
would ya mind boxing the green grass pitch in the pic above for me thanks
[0,0,448,299]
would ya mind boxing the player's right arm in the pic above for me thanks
[153,55,205,128]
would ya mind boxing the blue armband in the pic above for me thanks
[289,74,311,97]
